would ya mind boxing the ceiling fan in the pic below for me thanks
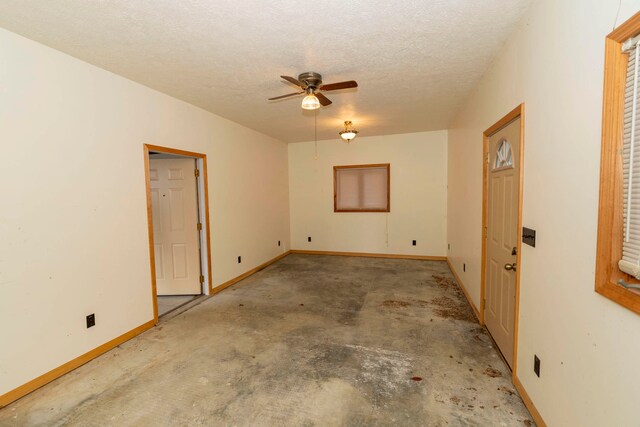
[268,72,358,109]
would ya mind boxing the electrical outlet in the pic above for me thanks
[278,240,281,246]
[463,263,466,272]
[86,314,95,328]
[308,237,312,242]
[534,355,541,377]
[412,240,417,246]
[238,256,242,263]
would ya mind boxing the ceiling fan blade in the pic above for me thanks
[316,92,332,106]
[268,91,304,101]
[280,75,304,87]
[320,80,358,91]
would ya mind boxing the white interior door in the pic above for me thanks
[485,117,521,368]
[150,158,201,295]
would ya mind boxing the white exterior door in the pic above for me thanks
[485,117,521,368]
[149,158,201,295]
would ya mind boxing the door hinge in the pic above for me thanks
[483,226,488,238]
[194,169,200,177]
[197,223,202,231]
[485,153,490,163]
[199,275,204,284]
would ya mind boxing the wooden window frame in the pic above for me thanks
[596,12,640,315]
[333,163,391,213]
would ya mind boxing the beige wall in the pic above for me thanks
[289,131,447,256]
[447,0,640,425]
[0,28,290,396]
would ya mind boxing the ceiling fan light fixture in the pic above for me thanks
[301,94,320,110]
[339,121,359,142]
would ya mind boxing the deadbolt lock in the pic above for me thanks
[511,247,517,256]
[504,263,517,272]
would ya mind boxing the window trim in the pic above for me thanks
[596,11,640,315]
[333,163,391,213]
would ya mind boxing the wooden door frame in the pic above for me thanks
[143,144,213,322]
[480,103,525,379]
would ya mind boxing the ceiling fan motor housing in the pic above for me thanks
[298,71,322,90]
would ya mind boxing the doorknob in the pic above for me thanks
[504,263,517,272]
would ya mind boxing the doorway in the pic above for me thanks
[143,145,213,320]
[481,105,524,371]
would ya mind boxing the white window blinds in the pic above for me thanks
[620,36,640,278]
[335,165,389,212]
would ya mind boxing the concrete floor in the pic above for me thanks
[0,254,534,426]
[157,295,200,317]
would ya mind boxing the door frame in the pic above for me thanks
[480,103,525,378]
[143,144,213,323]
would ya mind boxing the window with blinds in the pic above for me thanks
[620,35,640,279]
[334,164,390,212]
[594,15,640,314]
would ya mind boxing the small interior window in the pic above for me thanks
[493,139,514,171]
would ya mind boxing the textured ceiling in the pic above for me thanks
[0,0,530,142]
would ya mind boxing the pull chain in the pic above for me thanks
[314,110,319,160]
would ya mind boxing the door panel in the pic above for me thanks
[491,179,501,244]
[500,270,512,332]
[150,158,201,295]
[154,244,164,280]
[488,260,499,314]
[151,189,162,235]
[503,176,515,250]
[485,117,521,368]
[168,168,184,180]
[171,243,188,279]
[169,188,185,231]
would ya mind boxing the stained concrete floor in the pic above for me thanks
[0,254,534,426]
[157,295,200,317]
